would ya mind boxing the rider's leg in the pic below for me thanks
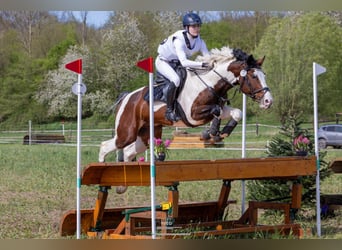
[155,57,181,122]
[165,82,181,122]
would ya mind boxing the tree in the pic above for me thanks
[247,114,331,214]
[253,12,342,122]
[35,45,92,119]
[100,12,149,95]
[0,11,50,57]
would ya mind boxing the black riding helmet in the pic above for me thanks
[182,13,202,27]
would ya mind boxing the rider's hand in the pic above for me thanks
[202,62,212,69]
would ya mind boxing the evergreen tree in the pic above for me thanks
[247,114,331,211]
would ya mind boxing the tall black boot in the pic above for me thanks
[165,82,181,122]
[220,119,238,137]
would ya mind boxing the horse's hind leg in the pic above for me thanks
[99,137,118,162]
[122,137,147,162]
[115,137,147,194]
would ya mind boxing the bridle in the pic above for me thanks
[237,67,270,101]
[192,60,270,105]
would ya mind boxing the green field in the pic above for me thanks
[0,125,341,239]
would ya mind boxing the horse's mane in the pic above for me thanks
[196,46,250,64]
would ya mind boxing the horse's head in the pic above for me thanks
[228,53,273,109]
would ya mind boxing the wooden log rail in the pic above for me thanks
[60,156,317,239]
[81,156,317,186]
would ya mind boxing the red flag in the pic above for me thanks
[65,59,82,74]
[137,57,153,73]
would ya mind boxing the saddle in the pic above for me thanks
[143,60,187,103]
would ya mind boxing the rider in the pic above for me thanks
[156,12,211,122]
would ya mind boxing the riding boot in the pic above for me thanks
[165,82,181,122]
[220,119,238,137]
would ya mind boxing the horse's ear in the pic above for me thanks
[247,55,255,66]
[256,56,265,66]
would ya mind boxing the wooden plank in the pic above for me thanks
[321,194,342,205]
[329,158,342,173]
[81,156,317,186]
[60,201,228,236]
[189,224,302,238]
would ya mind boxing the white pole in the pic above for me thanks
[241,94,247,214]
[29,120,32,145]
[313,62,326,237]
[148,72,156,239]
[62,122,65,136]
[76,73,82,239]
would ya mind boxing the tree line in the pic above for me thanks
[0,11,341,127]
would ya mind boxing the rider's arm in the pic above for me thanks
[174,38,203,68]
[200,40,210,57]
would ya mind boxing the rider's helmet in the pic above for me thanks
[182,12,202,28]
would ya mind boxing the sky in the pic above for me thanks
[79,11,111,27]
[53,11,112,28]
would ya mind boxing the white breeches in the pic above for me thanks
[155,56,180,87]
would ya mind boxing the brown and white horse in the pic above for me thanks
[99,47,273,163]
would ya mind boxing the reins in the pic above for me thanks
[191,69,235,105]
[189,59,270,105]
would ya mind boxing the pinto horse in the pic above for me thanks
[99,47,273,164]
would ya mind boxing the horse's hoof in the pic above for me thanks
[213,135,223,142]
[201,130,211,140]
[116,186,128,194]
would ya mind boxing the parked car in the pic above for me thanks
[318,124,342,149]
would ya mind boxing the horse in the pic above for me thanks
[99,47,273,164]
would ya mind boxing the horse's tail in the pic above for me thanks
[107,91,129,114]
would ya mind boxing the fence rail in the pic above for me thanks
[0,122,279,149]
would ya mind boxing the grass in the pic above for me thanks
[0,126,341,239]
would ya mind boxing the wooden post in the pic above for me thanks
[167,183,179,218]
[216,180,231,219]
[92,186,110,231]
[291,182,303,209]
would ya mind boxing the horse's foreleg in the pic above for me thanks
[202,116,223,142]
[220,119,238,137]
[219,106,242,138]
[99,137,117,162]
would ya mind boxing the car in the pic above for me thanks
[318,124,342,149]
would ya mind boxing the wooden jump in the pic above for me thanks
[23,134,65,144]
[169,131,223,149]
[60,156,317,239]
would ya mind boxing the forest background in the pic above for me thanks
[0,11,341,129]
